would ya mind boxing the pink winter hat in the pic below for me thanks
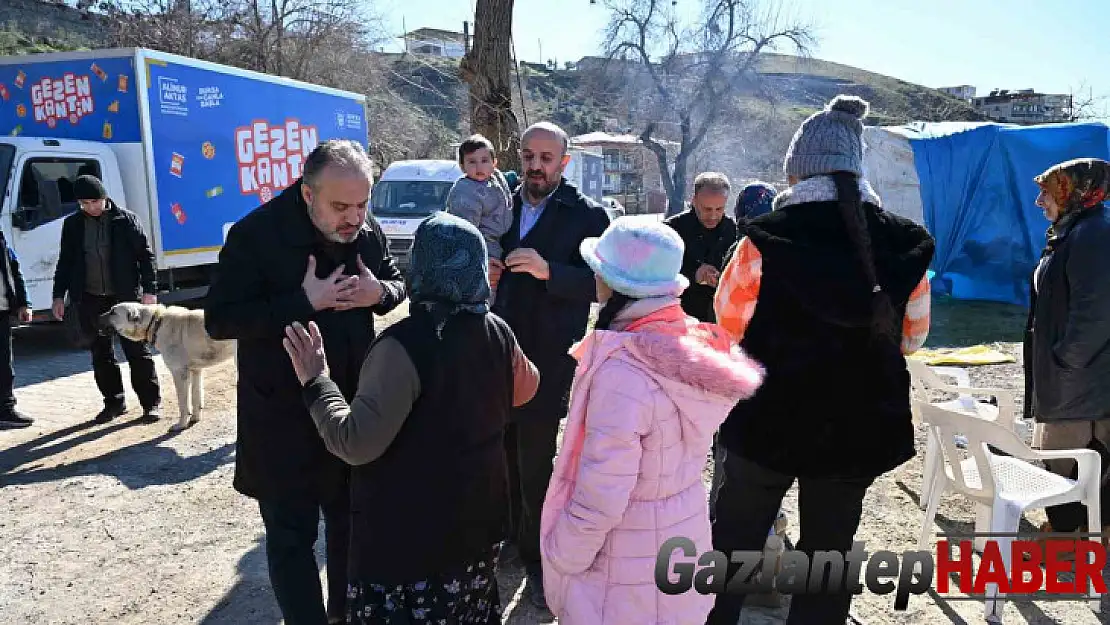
[580,219,689,299]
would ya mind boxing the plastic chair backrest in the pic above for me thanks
[914,399,1034,500]
[907,359,969,391]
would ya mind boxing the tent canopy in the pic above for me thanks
[863,121,1110,307]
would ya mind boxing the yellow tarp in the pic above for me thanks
[908,345,1016,366]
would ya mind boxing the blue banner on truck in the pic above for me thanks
[144,58,367,255]
[0,55,141,142]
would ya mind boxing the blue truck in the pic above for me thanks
[0,48,368,317]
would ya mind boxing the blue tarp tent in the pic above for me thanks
[862,121,1110,307]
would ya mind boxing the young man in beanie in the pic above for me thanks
[52,174,161,423]
[0,229,34,429]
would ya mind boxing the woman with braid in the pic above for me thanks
[539,219,764,625]
[707,95,935,625]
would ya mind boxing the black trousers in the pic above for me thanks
[78,294,160,409]
[0,315,16,414]
[258,491,351,625]
[706,450,873,625]
[504,412,562,577]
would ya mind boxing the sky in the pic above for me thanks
[375,0,1109,114]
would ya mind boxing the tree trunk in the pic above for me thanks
[668,152,688,217]
[460,0,521,174]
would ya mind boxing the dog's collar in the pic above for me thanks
[145,310,163,346]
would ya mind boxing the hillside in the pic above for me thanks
[0,5,980,178]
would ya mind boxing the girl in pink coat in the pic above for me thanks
[540,219,765,624]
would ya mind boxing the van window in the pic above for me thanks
[371,180,455,217]
[14,157,102,231]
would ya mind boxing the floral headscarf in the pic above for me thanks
[1034,158,1110,221]
[406,211,491,338]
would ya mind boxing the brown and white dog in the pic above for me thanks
[98,303,236,432]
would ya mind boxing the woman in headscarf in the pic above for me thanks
[721,181,779,289]
[735,181,777,222]
[1025,157,1110,545]
[283,211,540,624]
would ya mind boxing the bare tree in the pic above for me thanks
[459,0,521,173]
[1068,81,1108,122]
[228,0,378,80]
[99,0,225,59]
[100,0,382,83]
[599,0,813,215]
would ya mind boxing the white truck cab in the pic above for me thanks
[372,159,463,270]
[0,137,132,317]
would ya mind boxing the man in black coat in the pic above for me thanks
[664,172,738,322]
[489,121,610,609]
[0,230,34,429]
[204,140,406,625]
[51,175,161,423]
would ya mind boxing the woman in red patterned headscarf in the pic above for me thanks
[1025,157,1110,546]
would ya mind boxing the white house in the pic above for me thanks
[403,28,466,59]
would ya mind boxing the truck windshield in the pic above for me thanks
[0,144,13,208]
[371,180,454,216]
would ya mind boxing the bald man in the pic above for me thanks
[489,121,610,610]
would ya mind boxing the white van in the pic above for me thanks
[372,159,463,270]
[373,148,604,271]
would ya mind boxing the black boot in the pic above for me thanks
[0,409,33,429]
[94,403,127,423]
[137,404,161,424]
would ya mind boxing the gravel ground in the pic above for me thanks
[1,301,1106,624]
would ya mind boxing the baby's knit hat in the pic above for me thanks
[783,95,870,179]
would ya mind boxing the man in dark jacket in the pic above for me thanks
[664,172,738,322]
[204,139,406,625]
[0,231,34,429]
[51,175,161,423]
[489,121,610,609]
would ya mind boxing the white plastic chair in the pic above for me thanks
[907,359,1027,510]
[915,399,1102,621]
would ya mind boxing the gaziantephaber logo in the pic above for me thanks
[235,119,319,203]
[656,533,1107,609]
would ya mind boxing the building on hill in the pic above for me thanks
[403,28,466,58]
[572,132,675,214]
[939,85,976,101]
[971,89,1073,125]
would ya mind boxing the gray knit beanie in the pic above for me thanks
[783,95,870,179]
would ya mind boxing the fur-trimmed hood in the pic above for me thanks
[571,300,764,439]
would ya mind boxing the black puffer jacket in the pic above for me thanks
[1024,204,1110,422]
